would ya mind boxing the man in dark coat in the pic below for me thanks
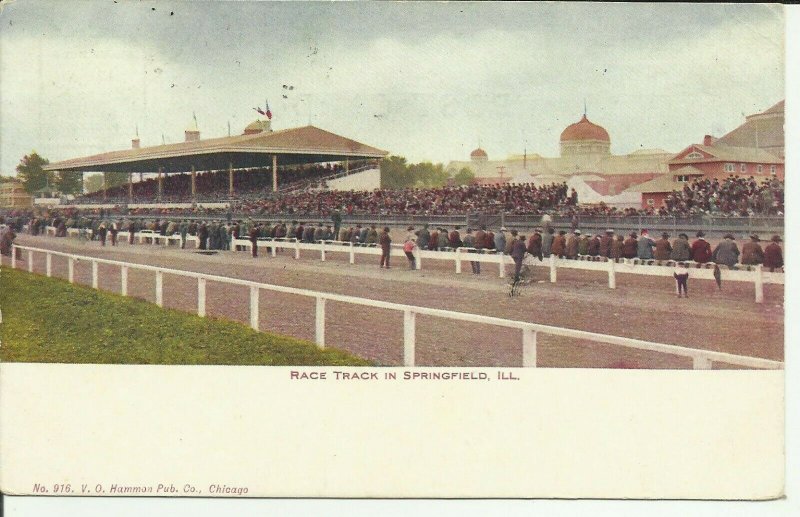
[587,234,601,257]
[599,229,614,258]
[763,235,783,272]
[565,230,580,259]
[198,222,208,250]
[511,235,527,282]
[449,227,462,249]
[249,223,260,257]
[622,232,638,259]
[712,234,740,268]
[654,232,672,261]
[428,227,439,251]
[526,228,543,260]
[416,224,430,250]
[551,230,567,258]
[670,233,691,261]
[127,220,137,245]
[691,231,712,263]
[379,227,392,268]
[741,234,764,265]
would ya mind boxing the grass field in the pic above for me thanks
[0,267,372,366]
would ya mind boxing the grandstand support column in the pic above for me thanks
[345,158,349,173]
[272,155,278,192]
[102,173,107,200]
[191,166,196,199]
[128,173,133,202]
[228,162,234,196]
[157,167,163,201]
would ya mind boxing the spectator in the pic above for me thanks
[379,226,392,269]
[526,228,543,260]
[741,234,764,266]
[599,229,614,258]
[712,234,740,268]
[403,234,417,270]
[636,229,655,260]
[511,235,527,282]
[551,230,567,258]
[416,224,430,250]
[654,232,672,261]
[622,232,638,259]
[610,234,624,260]
[495,227,507,255]
[763,235,783,272]
[670,233,691,261]
[542,227,555,257]
[674,262,690,298]
[691,231,712,263]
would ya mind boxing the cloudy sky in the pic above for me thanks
[0,1,786,175]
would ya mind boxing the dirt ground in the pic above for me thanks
[7,234,784,369]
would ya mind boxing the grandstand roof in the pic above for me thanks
[714,100,784,156]
[44,125,389,173]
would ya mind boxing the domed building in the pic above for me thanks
[559,114,611,158]
[470,147,488,162]
[445,110,673,208]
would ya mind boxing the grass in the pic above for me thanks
[0,267,372,366]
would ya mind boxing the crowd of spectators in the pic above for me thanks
[73,162,352,203]
[662,176,783,216]
[238,182,575,216]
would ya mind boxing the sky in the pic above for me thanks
[0,1,786,175]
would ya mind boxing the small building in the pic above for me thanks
[668,140,783,180]
[625,166,705,209]
[0,180,33,208]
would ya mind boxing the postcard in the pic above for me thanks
[0,1,790,502]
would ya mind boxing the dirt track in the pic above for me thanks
[7,234,784,368]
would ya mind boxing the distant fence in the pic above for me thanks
[5,244,784,370]
[37,228,785,303]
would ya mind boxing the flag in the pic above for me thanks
[254,107,266,116]
[265,99,272,120]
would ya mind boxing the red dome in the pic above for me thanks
[470,147,488,158]
[560,115,610,142]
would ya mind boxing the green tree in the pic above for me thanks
[105,171,130,189]
[409,162,449,188]
[84,174,104,193]
[380,155,412,189]
[56,171,83,195]
[15,152,53,194]
[453,167,475,186]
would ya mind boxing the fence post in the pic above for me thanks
[28,250,33,272]
[549,254,557,283]
[46,253,52,277]
[692,356,713,370]
[197,278,206,317]
[403,310,416,366]
[608,258,616,289]
[155,270,163,307]
[522,328,537,367]
[294,239,300,260]
[498,252,505,278]
[315,297,326,348]
[416,248,422,270]
[91,260,98,288]
[755,265,764,304]
[349,242,355,264]
[271,241,277,258]
[455,248,462,274]
[11,245,15,268]
[68,257,74,283]
[250,286,259,330]
[320,240,326,262]
[121,265,128,296]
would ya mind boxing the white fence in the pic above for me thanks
[228,237,782,304]
[5,244,784,370]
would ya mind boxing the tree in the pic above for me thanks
[409,162,449,188]
[105,171,130,189]
[453,167,475,186]
[16,152,52,194]
[84,174,104,193]
[380,155,412,189]
[56,171,83,195]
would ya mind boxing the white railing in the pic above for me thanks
[6,244,784,370]
[34,230,786,303]
[228,237,782,304]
